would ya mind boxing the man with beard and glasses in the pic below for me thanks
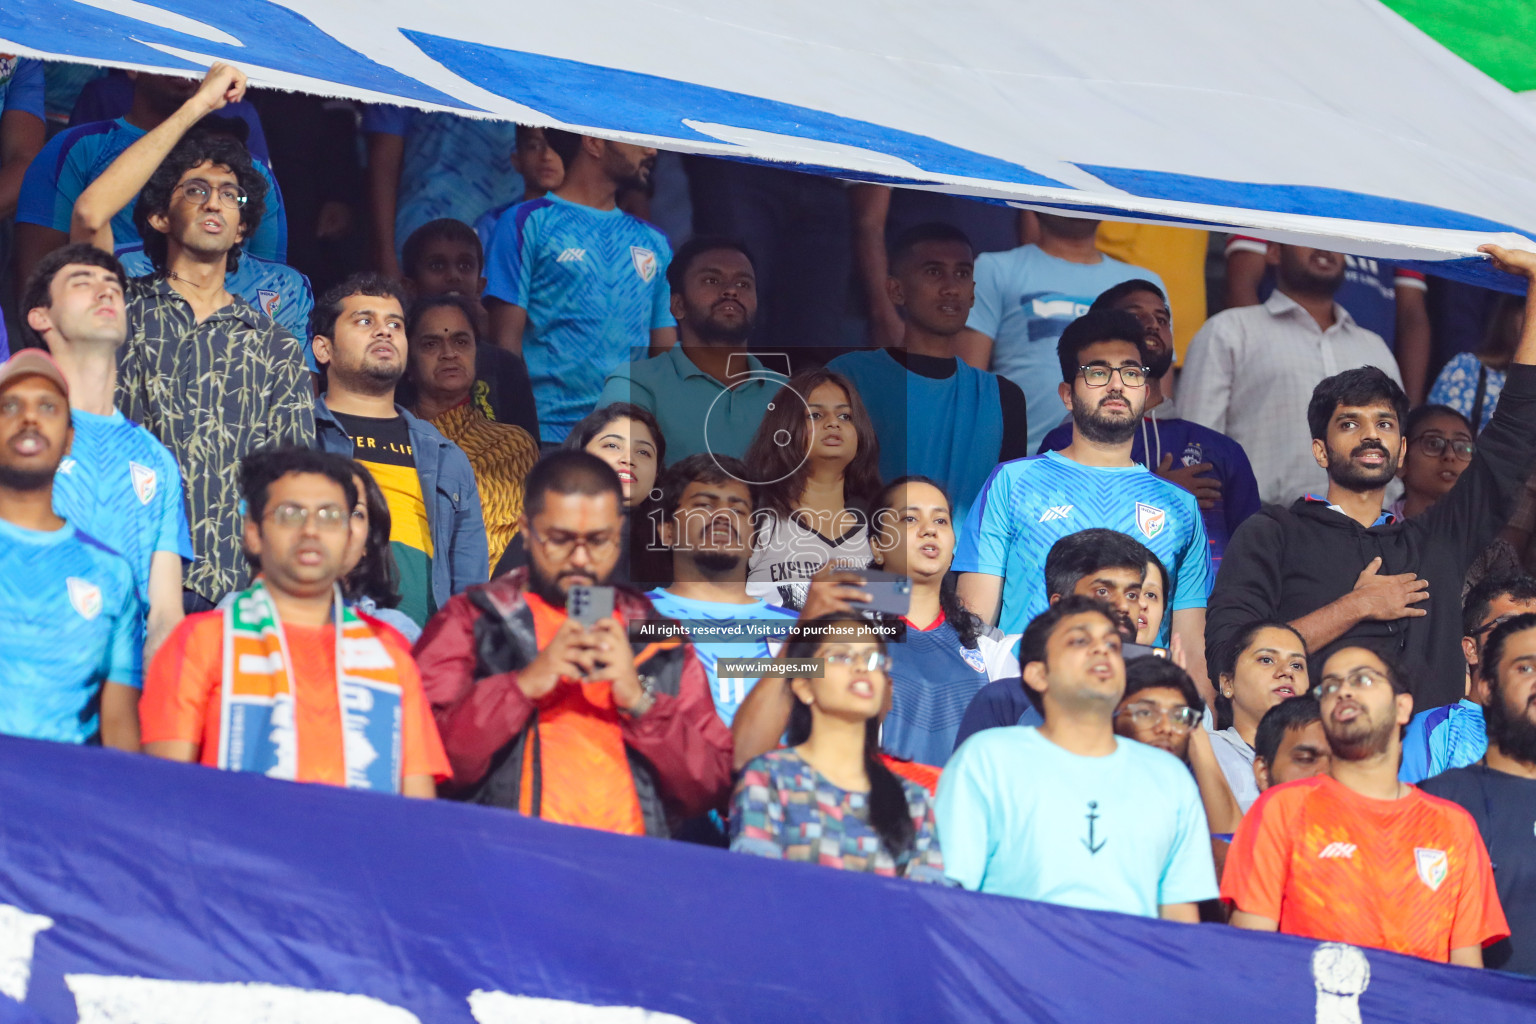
[828,223,1031,527]
[1401,574,1536,784]
[484,129,676,445]
[1180,245,1401,506]
[0,351,142,751]
[310,273,487,630]
[596,237,785,464]
[1040,280,1260,572]
[414,450,733,836]
[1209,244,1536,713]
[1225,646,1508,967]
[1422,613,1536,975]
[644,454,795,726]
[956,309,1213,699]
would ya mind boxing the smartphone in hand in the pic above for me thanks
[567,584,616,627]
[852,569,913,618]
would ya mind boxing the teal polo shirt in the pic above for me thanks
[596,346,787,465]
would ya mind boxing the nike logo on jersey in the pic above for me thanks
[1038,505,1074,523]
[129,461,157,505]
[557,248,587,263]
[1318,842,1357,859]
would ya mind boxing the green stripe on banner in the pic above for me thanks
[1384,0,1536,92]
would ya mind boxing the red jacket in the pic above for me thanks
[414,569,733,836]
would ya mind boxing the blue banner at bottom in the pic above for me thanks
[0,735,1530,1022]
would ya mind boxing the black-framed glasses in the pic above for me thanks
[525,525,620,559]
[1411,435,1475,461]
[1316,667,1390,700]
[177,178,248,210]
[1078,364,1149,388]
[1116,702,1200,732]
[1470,614,1518,640]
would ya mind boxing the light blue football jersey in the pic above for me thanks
[954,451,1211,638]
[485,193,675,442]
[646,588,796,726]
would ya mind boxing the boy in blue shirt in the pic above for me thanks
[938,596,1216,917]
[0,350,143,749]
[484,129,676,444]
[956,308,1213,699]
[21,243,192,658]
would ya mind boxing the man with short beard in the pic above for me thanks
[414,451,733,836]
[484,129,676,445]
[0,351,142,751]
[644,454,795,725]
[595,237,784,464]
[310,272,487,629]
[1181,245,1402,505]
[1208,244,1536,712]
[1225,646,1507,967]
[1422,613,1536,975]
[957,309,1213,699]
[1039,280,1261,572]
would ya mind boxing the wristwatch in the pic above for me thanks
[623,674,658,718]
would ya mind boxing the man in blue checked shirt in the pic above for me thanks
[484,129,676,444]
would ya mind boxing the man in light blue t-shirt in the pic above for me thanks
[646,454,795,726]
[937,596,1216,918]
[963,214,1165,452]
[485,129,676,444]
[22,243,192,658]
[956,308,1213,696]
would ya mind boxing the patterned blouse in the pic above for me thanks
[730,748,948,882]
[1428,352,1504,433]
[117,275,315,603]
[428,399,538,567]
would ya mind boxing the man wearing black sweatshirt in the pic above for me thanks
[1207,244,1536,713]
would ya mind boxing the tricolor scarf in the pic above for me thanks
[219,580,405,792]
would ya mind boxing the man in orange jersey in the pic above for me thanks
[141,446,448,796]
[414,449,733,836]
[1223,645,1507,965]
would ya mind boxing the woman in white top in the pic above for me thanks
[745,369,880,609]
[1207,620,1310,812]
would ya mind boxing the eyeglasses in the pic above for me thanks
[265,503,350,532]
[1316,667,1390,700]
[1116,702,1200,732]
[1469,613,1518,640]
[525,525,620,559]
[176,178,248,210]
[822,649,890,672]
[1078,364,1149,388]
[1411,435,1475,461]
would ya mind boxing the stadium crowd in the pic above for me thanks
[3,57,1536,976]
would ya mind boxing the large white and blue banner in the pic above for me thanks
[4,0,1536,287]
[0,736,1529,1022]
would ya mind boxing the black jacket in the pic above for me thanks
[1207,363,1536,711]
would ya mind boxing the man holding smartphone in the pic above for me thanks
[414,450,733,838]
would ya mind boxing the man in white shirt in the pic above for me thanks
[1179,244,1401,506]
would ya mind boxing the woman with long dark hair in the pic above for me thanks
[493,402,670,585]
[744,368,881,610]
[1209,619,1310,811]
[341,463,418,643]
[868,476,1018,767]
[730,616,946,881]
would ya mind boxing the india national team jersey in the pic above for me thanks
[968,244,1165,452]
[17,116,288,262]
[0,518,143,744]
[362,105,525,258]
[117,246,316,369]
[646,588,796,726]
[53,408,193,607]
[955,451,1211,638]
[1222,775,1507,963]
[485,193,675,443]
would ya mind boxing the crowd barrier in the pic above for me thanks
[0,735,1529,1022]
